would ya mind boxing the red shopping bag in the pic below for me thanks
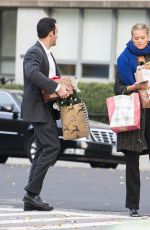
[106,93,141,133]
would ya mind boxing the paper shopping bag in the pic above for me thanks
[135,66,150,108]
[59,102,90,140]
[106,93,141,133]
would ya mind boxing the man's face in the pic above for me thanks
[51,25,58,46]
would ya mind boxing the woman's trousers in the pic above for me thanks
[125,151,140,210]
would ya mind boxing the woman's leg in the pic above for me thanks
[125,151,140,210]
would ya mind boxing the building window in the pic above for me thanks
[51,8,112,80]
[58,64,76,76]
[0,9,17,78]
[51,9,80,60]
[116,10,147,58]
[82,64,109,78]
[50,8,148,82]
[82,9,112,62]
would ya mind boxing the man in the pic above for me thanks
[21,17,70,211]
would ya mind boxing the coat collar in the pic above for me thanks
[36,41,47,55]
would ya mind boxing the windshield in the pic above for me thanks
[15,92,23,103]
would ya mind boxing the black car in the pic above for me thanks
[0,89,125,168]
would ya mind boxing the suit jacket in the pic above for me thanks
[21,41,60,122]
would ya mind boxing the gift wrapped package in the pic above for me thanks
[135,64,150,108]
[42,77,73,102]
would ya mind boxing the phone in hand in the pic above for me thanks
[138,80,149,85]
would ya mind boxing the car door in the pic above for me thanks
[0,91,23,152]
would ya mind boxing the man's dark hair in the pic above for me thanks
[37,17,56,38]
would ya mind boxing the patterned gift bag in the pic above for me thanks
[106,93,141,133]
[59,102,90,140]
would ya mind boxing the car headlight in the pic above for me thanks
[112,145,124,156]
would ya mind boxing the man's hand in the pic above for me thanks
[57,85,71,99]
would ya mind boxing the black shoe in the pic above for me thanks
[37,195,49,206]
[129,209,140,217]
[23,193,49,207]
[24,202,54,211]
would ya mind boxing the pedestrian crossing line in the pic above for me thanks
[0,208,23,212]
[52,210,130,218]
[1,219,150,230]
[0,208,130,219]
[0,208,150,230]
[0,207,133,218]
[0,208,147,220]
[0,221,133,230]
[0,215,102,225]
[0,214,131,225]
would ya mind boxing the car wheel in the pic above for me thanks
[25,133,59,165]
[25,133,36,163]
[0,155,8,163]
[90,162,118,169]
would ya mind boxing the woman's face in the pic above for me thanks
[132,29,149,49]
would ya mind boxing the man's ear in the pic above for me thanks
[48,31,54,38]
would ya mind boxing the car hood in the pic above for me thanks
[89,120,110,129]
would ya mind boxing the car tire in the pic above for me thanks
[24,133,36,163]
[0,155,8,163]
[90,162,118,169]
[25,133,59,165]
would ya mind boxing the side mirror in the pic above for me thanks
[0,104,14,112]
[0,104,19,119]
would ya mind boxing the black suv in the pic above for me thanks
[0,89,125,168]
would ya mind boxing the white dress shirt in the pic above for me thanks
[38,40,60,92]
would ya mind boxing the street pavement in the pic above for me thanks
[0,206,150,230]
[0,155,150,229]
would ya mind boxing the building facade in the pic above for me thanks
[0,0,150,84]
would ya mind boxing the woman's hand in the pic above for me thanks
[127,81,149,91]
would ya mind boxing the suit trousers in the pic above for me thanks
[25,109,61,195]
[125,151,140,210]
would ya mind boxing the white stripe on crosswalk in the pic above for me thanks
[0,207,149,230]
[0,208,130,219]
[0,221,128,230]
[0,216,102,224]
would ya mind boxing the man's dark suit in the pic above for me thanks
[21,41,61,195]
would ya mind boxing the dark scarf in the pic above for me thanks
[117,40,150,85]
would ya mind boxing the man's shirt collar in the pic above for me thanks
[38,40,51,56]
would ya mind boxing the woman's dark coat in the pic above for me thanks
[114,55,150,154]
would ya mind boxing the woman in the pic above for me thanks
[114,23,150,217]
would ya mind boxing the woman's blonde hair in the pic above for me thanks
[131,23,149,36]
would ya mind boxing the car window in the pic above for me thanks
[15,92,23,103]
[0,92,18,111]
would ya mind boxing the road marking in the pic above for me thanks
[0,222,134,230]
[1,220,150,230]
[0,216,104,224]
[0,209,130,218]
[0,207,150,230]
